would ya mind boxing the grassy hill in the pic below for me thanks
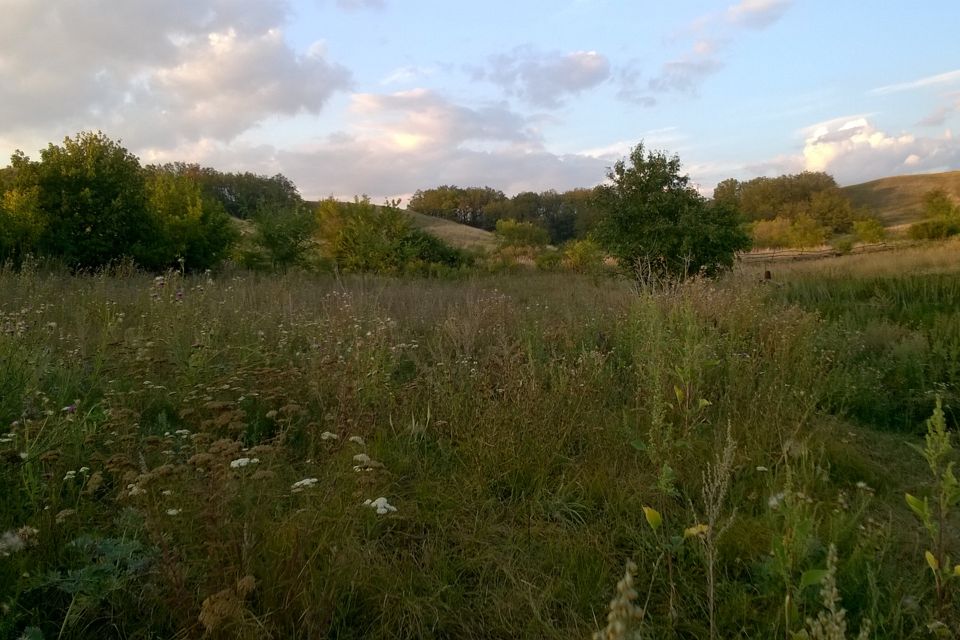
[842,170,960,227]
[402,208,497,250]
[309,200,497,251]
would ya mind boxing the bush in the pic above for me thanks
[852,217,887,244]
[495,219,550,247]
[751,216,793,248]
[141,170,237,271]
[251,202,318,269]
[909,219,959,241]
[562,238,605,273]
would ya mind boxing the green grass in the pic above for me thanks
[0,256,958,638]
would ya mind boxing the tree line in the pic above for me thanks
[408,185,604,244]
[0,131,470,275]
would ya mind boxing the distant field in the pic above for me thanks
[842,170,960,227]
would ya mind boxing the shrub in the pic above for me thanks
[495,218,550,247]
[910,219,959,241]
[140,170,237,271]
[852,217,887,244]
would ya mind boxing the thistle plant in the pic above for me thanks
[795,544,872,640]
[904,397,960,621]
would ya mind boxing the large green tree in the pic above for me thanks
[594,143,750,281]
[32,131,152,269]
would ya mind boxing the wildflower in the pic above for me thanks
[162,490,173,496]
[63,470,77,482]
[78,467,89,474]
[320,431,339,441]
[352,453,371,465]
[174,429,191,437]
[363,496,397,515]
[348,436,365,446]
[855,481,872,492]
[756,466,769,472]
[291,478,319,492]
[229,457,260,469]
[265,410,278,419]
[61,404,77,413]
[166,508,181,516]
[127,483,145,497]
[768,492,786,510]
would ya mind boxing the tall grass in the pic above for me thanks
[0,260,956,638]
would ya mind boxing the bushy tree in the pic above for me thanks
[29,132,152,269]
[494,218,550,247]
[923,189,957,219]
[250,201,318,269]
[593,143,750,280]
[141,168,238,270]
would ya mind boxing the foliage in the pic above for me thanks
[140,168,238,271]
[247,201,318,270]
[408,185,506,229]
[28,132,152,269]
[593,142,751,280]
[910,189,960,241]
[719,172,865,236]
[923,189,958,219]
[410,185,603,243]
[494,218,550,247]
[0,183,44,266]
[325,197,468,274]
[909,218,960,241]
[852,217,887,244]
[562,238,606,273]
[904,398,960,627]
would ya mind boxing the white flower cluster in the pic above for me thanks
[291,477,319,493]
[363,497,397,515]
[229,457,260,469]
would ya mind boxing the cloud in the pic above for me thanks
[726,0,792,28]
[800,117,960,183]
[476,47,611,108]
[0,1,349,148]
[141,90,608,200]
[871,69,960,95]
[648,56,724,94]
[918,99,960,127]
[629,0,791,103]
[349,89,541,151]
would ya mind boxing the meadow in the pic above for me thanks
[1,240,959,639]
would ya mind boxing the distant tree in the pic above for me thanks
[251,200,317,269]
[140,168,238,270]
[923,189,957,219]
[494,219,549,247]
[32,131,152,269]
[808,188,855,232]
[593,143,750,281]
[408,185,506,229]
[852,217,887,244]
[712,178,741,209]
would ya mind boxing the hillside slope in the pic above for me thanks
[843,170,960,227]
[402,208,497,250]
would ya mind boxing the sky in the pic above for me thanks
[1,0,959,202]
